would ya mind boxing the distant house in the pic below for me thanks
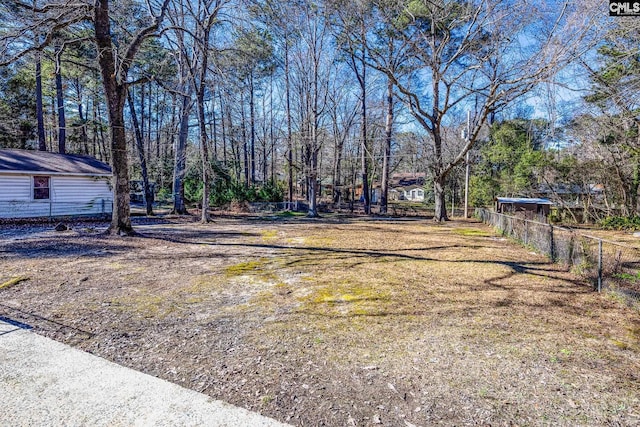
[390,172,425,188]
[534,183,605,207]
[347,172,428,204]
[495,197,553,217]
[387,173,426,202]
[372,184,425,203]
[0,149,113,219]
[387,186,425,202]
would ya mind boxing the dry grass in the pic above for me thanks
[0,276,29,290]
[1,216,639,426]
[571,226,640,248]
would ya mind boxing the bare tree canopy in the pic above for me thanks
[4,0,636,226]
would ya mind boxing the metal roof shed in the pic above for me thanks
[495,197,553,217]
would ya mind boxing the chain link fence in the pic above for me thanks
[476,208,640,306]
[246,201,309,213]
[0,199,112,220]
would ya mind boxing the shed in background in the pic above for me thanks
[495,197,553,218]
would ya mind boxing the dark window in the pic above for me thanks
[33,176,50,200]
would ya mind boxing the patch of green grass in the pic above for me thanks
[454,228,492,237]
[605,290,631,307]
[223,259,280,283]
[225,260,266,277]
[0,276,29,290]
[298,281,392,316]
[260,395,274,405]
[610,338,630,350]
[614,271,640,282]
[571,261,594,276]
[628,326,640,341]
[276,210,306,217]
[261,230,278,241]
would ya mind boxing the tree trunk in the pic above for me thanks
[309,61,319,217]
[172,95,190,215]
[332,137,344,204]
[146,81,152,158]
[626,175,638,215]
[196,44,210,223]
[211,87,218,161]
[433,175,448,222]
[76,80,89,155]
[173,96,191,215]
[35,49,46,151]
[269,73,275,183]
[308,135,319,218]
[359,21,370,215]
[308,171,319,217]
[55,51,66,154]
[241,92,249,187]
[219,89,228,164]
[198,95,210,223]
[93,97,101,158]
[380,77,393,215]
[249,73,256,185]
[127,89,154,216]
[285,36,294,206]
[95,0,133,235]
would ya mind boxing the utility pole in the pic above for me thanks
[464,110,470,219]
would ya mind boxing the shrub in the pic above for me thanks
[257,180,285,202]
[177,159,285,206]
[599,216,640,231]
[156,187,172,203]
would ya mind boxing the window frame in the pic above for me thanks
[32,175,51,201]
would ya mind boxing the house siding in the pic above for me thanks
[403,188,425,202]
[0,173,112,218]
[0,176,31,201]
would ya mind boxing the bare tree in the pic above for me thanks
[127,88,154,215]
[185,0,228,222]
[330,0,375,213]
[292,1,332,217]
[370,0,602,221]
[326,78,358,204]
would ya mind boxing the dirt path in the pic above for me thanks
[1,217,639,426]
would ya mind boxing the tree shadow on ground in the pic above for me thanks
[0,237,132,259]
[0,303,94,345]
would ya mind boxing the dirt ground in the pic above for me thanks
[1,215,639,426]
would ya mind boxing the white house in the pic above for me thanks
[0,149,113,219]
[400,185,425,202]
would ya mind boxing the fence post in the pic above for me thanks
[524,220,529,246]
[597,239,603,293]
[549,224,555,261]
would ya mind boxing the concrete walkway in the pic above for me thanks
[0,319,292,427]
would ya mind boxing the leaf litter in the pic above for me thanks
[0,216,639,426]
